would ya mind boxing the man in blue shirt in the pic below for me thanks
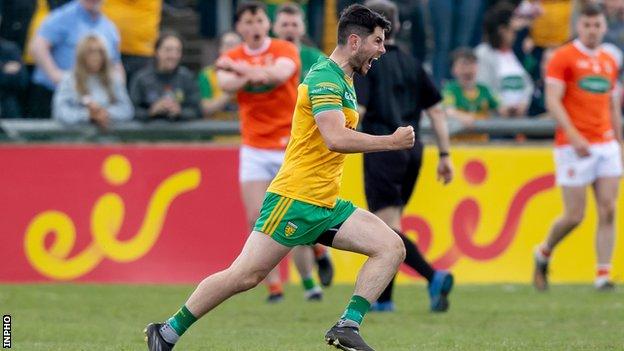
[29,0,121,118]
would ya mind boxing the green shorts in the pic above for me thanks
[253,192,357,247]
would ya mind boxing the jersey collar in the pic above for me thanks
[243,37,271,56]
[327,57,353,84]
[573,39,601,57]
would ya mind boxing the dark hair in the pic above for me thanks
[276,2,303,17]
[235,1,267,23]
[337,4,391,46]
[579,3,605,18]
[452,47,477,64]
[155,30,183,52]
[483,2,514,49]
[364,0,399,39]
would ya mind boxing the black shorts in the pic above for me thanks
[364,141,423,213]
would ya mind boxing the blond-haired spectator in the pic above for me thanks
[53,35,133,127]
[29,0,122,118]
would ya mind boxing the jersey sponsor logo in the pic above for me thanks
[316,82,340,91]
[344,91,357,106]
[310,85,340,95]
[577,60,591,69]
[285,221,298,236]
[578,76,611,94]
[501,76,525,91]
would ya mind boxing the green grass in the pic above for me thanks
[1,284,623,350]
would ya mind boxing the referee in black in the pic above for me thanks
[355,0,455,313]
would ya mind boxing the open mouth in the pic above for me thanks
[366,57,377,68]
[253,34,261,41]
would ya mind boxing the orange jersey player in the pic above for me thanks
[534,4,623,292]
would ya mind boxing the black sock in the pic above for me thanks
[395,230,435,282]
[377,275,395,303]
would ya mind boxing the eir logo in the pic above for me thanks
[3,315,10,348]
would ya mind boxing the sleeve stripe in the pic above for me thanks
[311,96,341,101]
[313,102,342,107]
[312,98,342,104]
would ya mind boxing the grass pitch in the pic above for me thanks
[1,283,623,350]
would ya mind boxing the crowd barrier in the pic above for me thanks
[0,118,557,142]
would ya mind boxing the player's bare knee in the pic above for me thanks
[564,210,584,227]
[237,270,266,292]
[383,233,405,265]
[597,201,616,224]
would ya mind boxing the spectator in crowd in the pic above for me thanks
[429,0,484,87]
[102,0,162,85]
[2,0,73,118]
[198,31,241,119]
[52,35,132,127]
[604,0,624,55]
[476,3,534,118]
[528,47,555,117]
[0,28,28,118]
[130,31,200,121]
[0,0,72,52]
[29,0,122,119]
[0,0,37,53]
[522,0,572,80]
[443,48,499,127]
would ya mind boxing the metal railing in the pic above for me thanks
[0,118,557,143]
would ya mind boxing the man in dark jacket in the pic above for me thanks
[355,0,455,312]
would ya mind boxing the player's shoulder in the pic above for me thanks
[598,46,619,68]
[222,44,245,59]
[303,58,344,89]
[270,39,298,53]
[551,42,579,62]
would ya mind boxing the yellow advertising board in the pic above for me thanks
[292,146,624,284]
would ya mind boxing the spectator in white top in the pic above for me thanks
[476,3,534,118]
[53,35,133,128]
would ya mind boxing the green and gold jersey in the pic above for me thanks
[268,57,359,208]
[198,65,221,99]
[442,80,498,118]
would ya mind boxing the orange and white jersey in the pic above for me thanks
[546,40,619,146]
[222,38,300,150]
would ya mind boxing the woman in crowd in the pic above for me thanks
[52,35,133,127]
[130,31,200,121]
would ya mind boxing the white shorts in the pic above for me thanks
[239,145,285,183]
[554,140,623,187]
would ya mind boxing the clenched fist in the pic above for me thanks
[391,126,415,150]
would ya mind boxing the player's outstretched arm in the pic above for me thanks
[314,110,414,154]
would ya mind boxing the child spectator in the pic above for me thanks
[443,48,499,126]
[52,35,133,127]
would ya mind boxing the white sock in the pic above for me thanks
[534,245,551,264]
[159,323,180,344]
